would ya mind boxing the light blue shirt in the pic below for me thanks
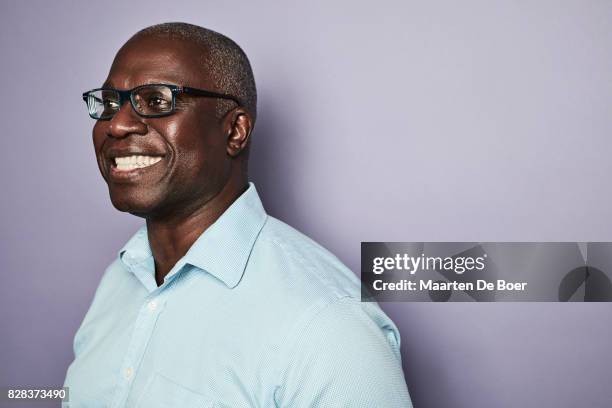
[63,183,412,407]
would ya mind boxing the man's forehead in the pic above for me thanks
[105,35,210,88]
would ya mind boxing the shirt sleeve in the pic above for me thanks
[274,297,413,408]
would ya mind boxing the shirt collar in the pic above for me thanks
[118,182,268,289]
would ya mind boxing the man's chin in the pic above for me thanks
[109,195,157,218]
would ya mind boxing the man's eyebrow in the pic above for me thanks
[99,80,184,89]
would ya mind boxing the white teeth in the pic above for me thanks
[114,155,162,171]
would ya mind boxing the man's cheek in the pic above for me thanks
[92,132,105,153]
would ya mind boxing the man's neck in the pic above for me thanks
[146,178,248,286]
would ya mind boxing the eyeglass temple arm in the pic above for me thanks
[181,87,242,106]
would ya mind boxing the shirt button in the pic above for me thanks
[147,300,158,311]
[124,367,133,380]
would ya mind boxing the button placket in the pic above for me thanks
[109,294,167,408]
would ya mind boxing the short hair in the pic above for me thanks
[134,22,257,122]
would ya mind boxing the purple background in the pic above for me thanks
[1,1,612,407]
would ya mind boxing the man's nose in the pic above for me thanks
[108,101,147,138]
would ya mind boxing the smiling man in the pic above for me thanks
[63,22,412,407]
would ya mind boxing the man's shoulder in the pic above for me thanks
[246,215,362,302]
[242,216,402,362]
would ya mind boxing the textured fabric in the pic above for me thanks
[63,183,413,407]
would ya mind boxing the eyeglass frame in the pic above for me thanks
[81,83,242,120]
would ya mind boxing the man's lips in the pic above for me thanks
[112,154,163,170]
[106,154,167,182]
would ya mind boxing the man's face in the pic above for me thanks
[92,35,231,219]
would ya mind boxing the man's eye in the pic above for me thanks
[104,100,119,109]
[147,95,171,107]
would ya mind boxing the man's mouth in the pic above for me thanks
[106,153,167,182]
[112,155,163,171]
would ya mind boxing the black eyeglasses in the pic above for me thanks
[82,83,241,120]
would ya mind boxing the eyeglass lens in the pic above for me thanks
[86,85,174,119]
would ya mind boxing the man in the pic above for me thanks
[64,22,412,407]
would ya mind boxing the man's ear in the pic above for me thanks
[225,107,253,157]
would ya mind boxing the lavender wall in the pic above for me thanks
[1,1,611,407]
